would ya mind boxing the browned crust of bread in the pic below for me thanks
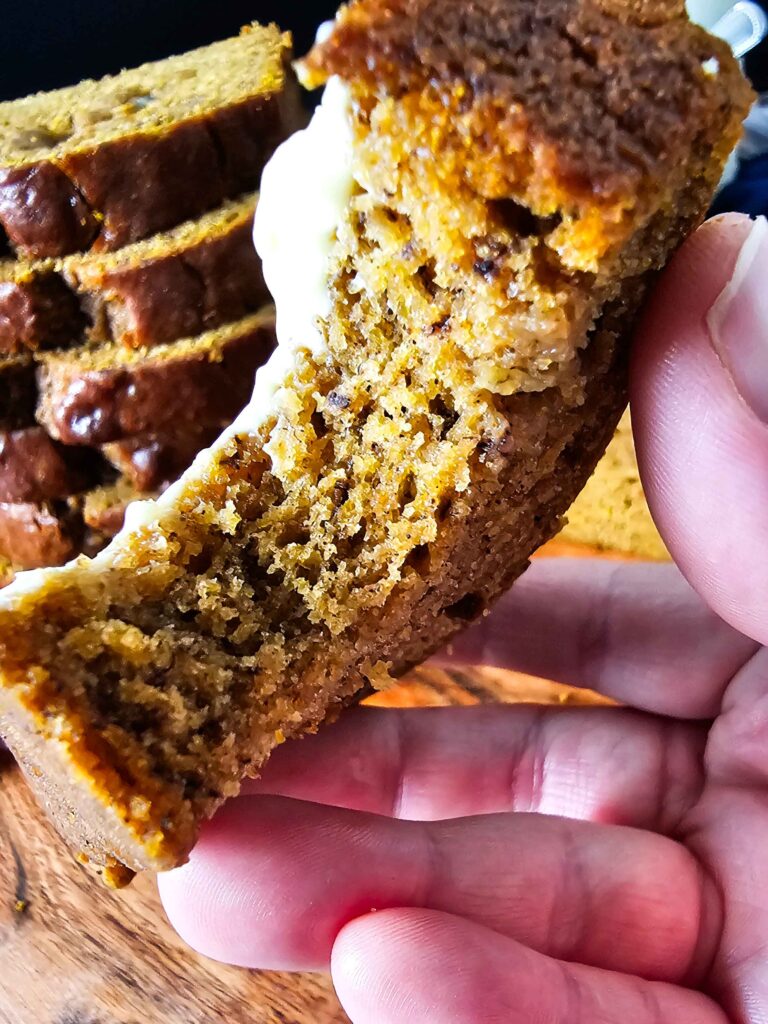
[36,312,276,445]
[0,426,100,503]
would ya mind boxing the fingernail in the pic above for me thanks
[707,215,768,423]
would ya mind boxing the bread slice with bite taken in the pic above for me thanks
[0,0,752,886]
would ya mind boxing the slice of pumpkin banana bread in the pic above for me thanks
[0,262,85,353]
[83,479,155,540]
[0,355,37,430]
[0,0,752,885]
[36,309,277,446]
[0,426,100,504]
[559,410,670,559]
[103,425,225,493]
[0,193,267,354]
[0,24,301,258]
[0,498,86,571]
[60,193,267,349]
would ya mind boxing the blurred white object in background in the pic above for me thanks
[687,0,767,56]
[687,0,737,28]
[711,1,768,56]
[687,1,768,188]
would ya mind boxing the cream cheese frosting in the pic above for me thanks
[0,77,357,594]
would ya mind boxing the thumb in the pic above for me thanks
[632,213,768,645]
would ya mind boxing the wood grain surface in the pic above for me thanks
[0,542,609,1024]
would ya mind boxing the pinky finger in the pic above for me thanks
[332,908,727,1024]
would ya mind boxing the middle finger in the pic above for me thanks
[244,705,706,833]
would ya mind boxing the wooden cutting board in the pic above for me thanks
[0,543,609,1024]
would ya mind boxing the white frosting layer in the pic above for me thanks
[121,77,355,530]
[0,78,356,597]
[253,76,354,364]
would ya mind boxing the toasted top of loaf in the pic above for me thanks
[0,25,289,169]
[304,0,751,255]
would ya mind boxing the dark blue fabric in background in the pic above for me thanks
[710,154,768,218]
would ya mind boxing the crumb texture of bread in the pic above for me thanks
[0,0,751,883]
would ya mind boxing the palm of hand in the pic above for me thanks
[160,213,768,1024]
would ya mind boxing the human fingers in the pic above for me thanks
[331,908,728,1024]
[159,796,720,982]
[682,648,768,1018]
[243,706,705,833]
[632,213,768,644]
[436,557,756,717]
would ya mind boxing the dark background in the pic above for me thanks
[0,2,337,101]
[0,0,765,102]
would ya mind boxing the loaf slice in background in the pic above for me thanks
[103,425,225,493]
[0,305,278,572]
[0,25,301,258]
[0,25,296,579]
[0,262,85,354]
[0,0,752,885]
[0,355,37,430]
[1,193,267,354]
[0,499,86,570]
[83,479,155,540]
[36,309,277,446]
[557,410,670,559]
[60,193,266,348]
[0,427,99,504]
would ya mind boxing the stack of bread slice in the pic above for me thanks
[0,24,301,581]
